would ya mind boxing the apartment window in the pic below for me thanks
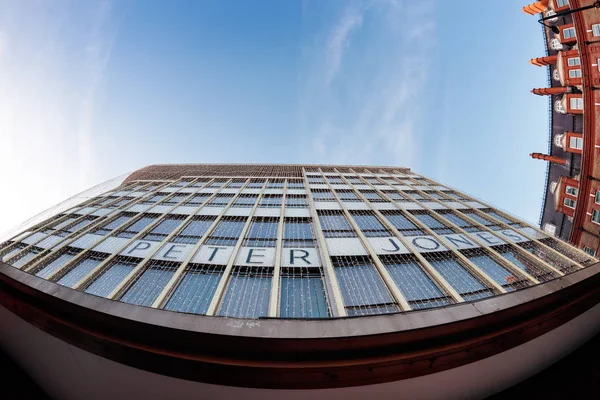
[116,215,157,239]
[565,186,578,196]
[592,209,600,223]
[595,190,600,204]
[584,246,596,256]
[205,218,246,246]
[593,24,600,37]
[142,217,184,242]
[569,136,583,149]
[283,219,315,247]
[318,212,356,238]
[570,97,583,110]
[244,218,278,247]
[351,212,390,237]
[232,194,258,208]
[382,211,423,236]
[564,198,576,208]
[259,195,282,208]
[336,190,360,202]
[563,27,576,39]
[568,69,582,78]
[164,264,222,315]
[171,217,215,244]
[567,57,580,66]
[286,195,307,208]
[556,0,569,7]
[333,257,398,316]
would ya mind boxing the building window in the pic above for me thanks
[568,69,582,78]
[228,181,245,189]
[351,212,390,237]
[218,269,272,318]
[206,194,234,207]
[565,186,578,196]
[556,0,569,7]
[307,177,325,184]
[244,218,279,247]
[142,194,167,205]
[583,246,596,256]
[332,257,398,316]
[569,136,583,149]
[411,212,454,235]
[246,181,264,189]
[280,271,329,318]
[205,218,246,246]
[120,262,177,307]
[171,217,215,244]
[563,27,576,39]
[592,24,600,37]
[327,177,344,184]
[382,211,423,236]
[232,194,258,208]
[259,195,282,208]
[57,255,105,288]
[567,57,580,66]
[439,212,478,232]
[361,191,386,202]
[318,212,356,238]
[162,194,187,205]
[426,256,494,301]
[465,251,528,291]
[85,260,137,298]
[286,195,307,208]
[564,198,576,208]
[267,181,284,189]
[555,99,566,113]
[184,194,209,206]
[382,255,452,310]
[283,219,315,247]
[498,248,556,282]
[570,97,583,110]
[311,190,336,202]
[142,217,184,242]
[592,209,600,223]
[550,38,563,50]
[164,264,222,315]
[116,215,157,239]
[336,190,361,202]
[35,251,78,279]
[287,180,304,189]
[595,191,600,204]
[94,215,133,236]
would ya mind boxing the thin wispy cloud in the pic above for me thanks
[0,1,115,237]
[299,0,437,170]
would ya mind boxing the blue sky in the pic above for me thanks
[0,0,549,235]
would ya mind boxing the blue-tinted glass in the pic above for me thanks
[280,276,329,318]
[385,260,445,301]
[463,212,493,226]
[101,215,131,231]
[11,248,42,268]
[247,221,279,239]
[413,214,447,229]
[334,263,393,307]
[66,218,95,233]
[120,267,175,306]
[58,257,102,287]
[284,222,314,240]
[211,220,245,238]
[218,274,271,318]
[353,214,386,231]
[442,213,471,228]
[468,254,518,288]
[319,214,352,231]
[384,213,422,234]
[85,262,135,298]
[486,211,513,225]
[165,271,221,314]
[428,258,487,295]
[499,250,555,281]
[178,220,212,237]
[148,218,182,235]
[36,253,75,279]
[347,304,398,316]
[125,217,155,234]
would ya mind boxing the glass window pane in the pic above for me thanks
[164,269,222,315]
[334,261,393,307]
[58,257,103,288]
[120,266,175,306]
[280,275,329,318]
[383,212,423,235]
[428,258,491,297]
[467,254,521,289]
[85,261,136,298]
[218,274,271,318]
[384,259,445,301]
[36,253,75,279]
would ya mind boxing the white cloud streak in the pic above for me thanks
[299,0,436,170]
[0,2,115,237]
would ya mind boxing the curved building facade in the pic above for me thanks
[2,164,600,399]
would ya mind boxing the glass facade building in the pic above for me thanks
[1,164,595,319]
